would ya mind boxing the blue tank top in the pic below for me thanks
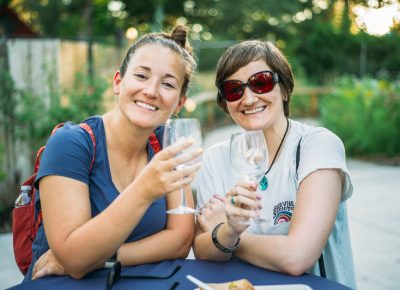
[24,116,166,280]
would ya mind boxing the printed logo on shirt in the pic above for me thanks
[273,201,294,225]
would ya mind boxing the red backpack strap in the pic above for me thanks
[149,132,161,153]
[33,123,65,173]
[51,123,65,135]
[79,123,96,171]
[32,207,42,240]
[33,147,45,174]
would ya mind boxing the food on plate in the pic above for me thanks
[202,279,256,290]
[228,279,256,290]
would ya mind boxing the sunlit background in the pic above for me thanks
[354,0,400,35]
[1,1,400,290]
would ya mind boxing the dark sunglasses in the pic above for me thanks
[218,70,279,102]
[106,261,181,290]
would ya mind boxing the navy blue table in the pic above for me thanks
[9,259,351,290]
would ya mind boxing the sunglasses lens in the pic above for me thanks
[221,71,277,102]
[249,72,275,94]
[221,80,244,102]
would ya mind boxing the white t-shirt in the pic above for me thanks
[196,120,357,289]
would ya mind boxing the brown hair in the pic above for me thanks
[216,40,294,116]
[119,25,196,96]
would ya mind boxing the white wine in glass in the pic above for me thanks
[163,118,202,214]
[230,130,268,224]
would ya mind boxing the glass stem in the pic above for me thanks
[180,187,187,207]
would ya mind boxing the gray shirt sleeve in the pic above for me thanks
[297,127,353,202]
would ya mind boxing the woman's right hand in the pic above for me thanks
[135,138,203,202]
[225,180,262,235]
[32,249,65,280]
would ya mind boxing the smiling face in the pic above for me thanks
[113,44,186,129]
[225,60,287,132]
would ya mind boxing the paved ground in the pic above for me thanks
[0,233,23,289]
[346,159,400,290]
[1,121,399,289]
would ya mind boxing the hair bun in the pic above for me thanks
[170,25,192,53]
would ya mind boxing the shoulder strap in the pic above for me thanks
[79,123,96,171]
[295,137,326,278]
[319,253,326,278]
[33,123,65,173]
[149,132,161,153]
[295,138,302,172]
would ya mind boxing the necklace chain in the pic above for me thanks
[264,118,290,176]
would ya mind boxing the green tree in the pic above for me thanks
[7,0,400,81]
[14,71,107,155]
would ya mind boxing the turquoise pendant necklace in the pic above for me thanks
[259,118,290,191]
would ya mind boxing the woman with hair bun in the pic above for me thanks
[24,25,201,280]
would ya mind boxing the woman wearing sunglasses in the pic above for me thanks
[193,40,356,289]
[24,25,202,281]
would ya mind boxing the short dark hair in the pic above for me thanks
[119,25,196,96]
[216,40,294,116]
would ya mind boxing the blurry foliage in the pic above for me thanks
[0,69,17,133]
[8,0,400,82]
[291,93,313,118]
[13,71,107,159]
[0,69,17,182]
[181,100,233,134]
[191,70,215,92]
[289,76,316,117]
[184,0,307,40]
[10,0,116,41]
[291,17,400,83]
[320,77,400,157]
[196,46,227,72]
[9,0,185,43]
[0,144,5,181]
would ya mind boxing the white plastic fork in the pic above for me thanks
[186,275,215,290]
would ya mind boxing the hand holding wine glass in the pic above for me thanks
[163,118,202,214]
[229,130,268,225]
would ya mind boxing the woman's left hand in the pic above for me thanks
[197,194,226,232]
[32,249,65,280]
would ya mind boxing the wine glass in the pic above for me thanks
[163,118,202,214]
[230,130,268,224]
